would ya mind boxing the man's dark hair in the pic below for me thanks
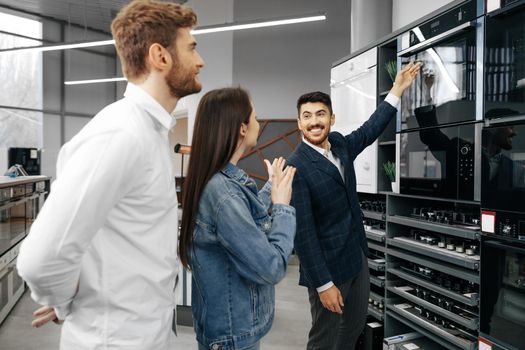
[296,91,333,117]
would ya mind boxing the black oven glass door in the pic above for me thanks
[482,121,525,213]
[481,239,525,350]
[400,123,476,200]
[485,4,525,119]
[0,203,26,256]
[400,31,476,131]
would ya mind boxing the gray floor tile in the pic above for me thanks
[0,265,310,349]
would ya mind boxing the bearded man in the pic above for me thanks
[17,1,204,349]
[287,62,420,350]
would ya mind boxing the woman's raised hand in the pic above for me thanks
[264,157,296,205]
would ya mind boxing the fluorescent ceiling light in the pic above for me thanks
[192,14,326,34]
[0,39,115,54]
[0,13,326,55]
[64,77,127,85]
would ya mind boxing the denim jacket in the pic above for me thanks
[190,163,296,350]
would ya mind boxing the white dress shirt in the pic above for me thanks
[17,83,180,350]
[302,93,399,293]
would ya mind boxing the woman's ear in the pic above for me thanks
[239,123,247,137]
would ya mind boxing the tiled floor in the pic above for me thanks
[0,264,310,350]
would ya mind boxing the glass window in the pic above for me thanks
[0,108,43,148]
[0,11,43,148]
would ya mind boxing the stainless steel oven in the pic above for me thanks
[484,0,525,120]
[480,238,525,350]
[399,121,481,201]
[0,242,24,325]
[0,200,26,256]
[398,0,478,131]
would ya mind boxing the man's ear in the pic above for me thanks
[331,114,336,126]
[147,43,171,71]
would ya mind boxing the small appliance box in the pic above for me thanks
[365,322,383,350]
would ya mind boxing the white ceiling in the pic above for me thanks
[0,0,188,33]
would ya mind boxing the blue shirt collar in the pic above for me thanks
[220,163,250,184]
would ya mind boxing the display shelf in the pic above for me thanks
[386,192,480,206]
[379,140,396,146]
[370,290,384,304]
[387,305,477,350]
[370,274,386,288]
[388,268,478,306]
[365,227,386,242]
[368,241,386,253]
[387,237,480,270]
[387,286,479,330]
[368,305,385,321]
[387,215,480,240]
[368,258,386,271]
[387,248,479,284]
[386,309,471,350]
[362,210,385,221]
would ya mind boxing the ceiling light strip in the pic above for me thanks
[192,14,326,34]
[0,39,115,54]
[0,13,326,55]
[64,77,127,85]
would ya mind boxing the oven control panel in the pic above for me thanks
[482,210,525,241]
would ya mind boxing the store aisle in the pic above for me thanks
[0,264,310,349]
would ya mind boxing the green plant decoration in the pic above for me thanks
[383,161,395,183]
[385,60,397,83]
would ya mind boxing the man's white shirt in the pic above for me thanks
[17,83,180,350]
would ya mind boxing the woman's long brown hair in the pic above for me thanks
[179,87,252,269]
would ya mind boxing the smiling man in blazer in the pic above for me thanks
[287,62,420,350]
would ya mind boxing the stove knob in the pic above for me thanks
[460,145,470,155]
[502,225,512,235]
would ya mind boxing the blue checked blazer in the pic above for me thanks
[287,101,397,289]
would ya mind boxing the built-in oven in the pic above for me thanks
[0,242,24,325]
[399,120,481,201]
[480,117,525,241]
[398,0,478,131]
[480,237,525,350]
[484,0,525,120]
[0,199,26,256]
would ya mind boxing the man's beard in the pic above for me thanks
[303,125,329,145]
[166,61,202,99]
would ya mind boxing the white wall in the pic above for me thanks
[183,0,234,142]
[232,0,351,119]
[392,0,456,31]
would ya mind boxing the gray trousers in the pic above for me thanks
[306,251,370,350]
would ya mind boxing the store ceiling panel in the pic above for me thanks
[0,0,188,33]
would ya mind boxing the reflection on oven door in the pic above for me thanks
[495,287,525,327]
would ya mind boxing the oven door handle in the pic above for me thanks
[488,0,525,17]
[485,240,525,255]
[398,21,476,57]
[485,114,525,126]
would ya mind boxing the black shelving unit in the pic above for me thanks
[384,194,481,349]
[376,39,398,194]
[359,193,388,329]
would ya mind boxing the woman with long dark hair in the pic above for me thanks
[179,87,296,350]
